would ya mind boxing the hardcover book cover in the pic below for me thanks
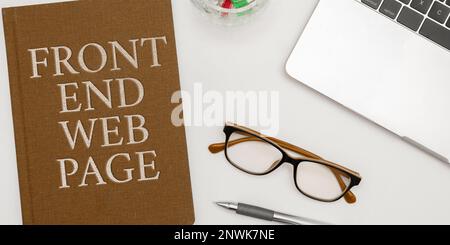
[2,0,194,224]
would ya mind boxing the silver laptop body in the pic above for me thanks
[286,0,450,162]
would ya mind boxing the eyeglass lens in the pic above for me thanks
[225,131,351,201]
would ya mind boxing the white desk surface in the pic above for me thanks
[1,0,450,225]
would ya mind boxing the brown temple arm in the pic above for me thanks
[209,136,357,204]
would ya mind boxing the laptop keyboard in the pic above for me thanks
[360,0,450,50]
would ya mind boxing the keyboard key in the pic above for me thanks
[362,0,383,9]
[398,6,425,31]
[419,18,450,50]
[447,18,450,27]
[399,0,411,4]
[411,0,433,14]
[446,0,450,6]
[380,0,403,19]
[428,1,450,23]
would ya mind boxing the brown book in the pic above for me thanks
[2,0,194,224]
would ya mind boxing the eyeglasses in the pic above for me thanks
[209,123,362,204]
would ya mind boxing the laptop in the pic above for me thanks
[286,0,450,163]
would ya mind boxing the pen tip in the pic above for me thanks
[215,201,231,209]
[215,201,238,210]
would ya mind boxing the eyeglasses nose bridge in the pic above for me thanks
[280,155,301,167]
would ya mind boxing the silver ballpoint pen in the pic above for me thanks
[216,202,330,225]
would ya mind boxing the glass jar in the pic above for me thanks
[191,0,269,26]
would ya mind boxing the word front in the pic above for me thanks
[29,37,167,78]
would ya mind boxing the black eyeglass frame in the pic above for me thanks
[219,123,362,203]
